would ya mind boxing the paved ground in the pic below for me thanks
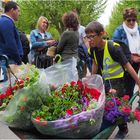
[0,122,20,139]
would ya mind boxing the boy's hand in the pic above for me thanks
[109,89,117,94]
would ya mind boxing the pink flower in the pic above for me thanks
[121,106,131,114]
[134,109,140,122]
[122,95,130,101]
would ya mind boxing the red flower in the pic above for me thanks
[19,83,24,89]
[134,109,140,122]
[23,97,28,102]
[5,87,12,96]
[121,106,131,114]
[105,106,111,111]
[36,117,41,121]
[89,88,101,100]
[26,77,30,81]
[0,94,6,100]
[20,106,25,111]
[106,101,115,107]
[122,95,130,101]
[66,109,73,115]
[70,81,76,87]
[61,84,68,94]
[84,86,91,95]
[77,80,83,89]
[12,85,18,91]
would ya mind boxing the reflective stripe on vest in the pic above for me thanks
[94,40,124,80]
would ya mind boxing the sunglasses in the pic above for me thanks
[85,34,97,40]
[126,19,136,22]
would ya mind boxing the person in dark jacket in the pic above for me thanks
[0,1,23,81]
[19,31,30,64]
[56,11,79,61]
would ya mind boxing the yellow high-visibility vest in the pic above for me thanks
[91,40,124,80]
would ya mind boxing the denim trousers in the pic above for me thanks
[0,59,17,82]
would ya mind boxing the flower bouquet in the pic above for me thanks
[32,75,105,138]
[104,92,140,125]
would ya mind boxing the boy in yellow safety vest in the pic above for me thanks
[85,21,140,139]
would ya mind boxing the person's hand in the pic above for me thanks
[47,40,56,46]
[109,88,117,94]
[131,54,140,63]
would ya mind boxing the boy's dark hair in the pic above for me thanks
[85,21,104,35]
[4,1,19,13]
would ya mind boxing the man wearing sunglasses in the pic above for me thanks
[85,21,140,139]
[112,8,140,131]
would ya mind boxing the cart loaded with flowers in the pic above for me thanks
[0,55,140,139]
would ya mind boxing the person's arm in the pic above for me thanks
[56,32,67,54]
[124,62,140,95]
[2,21,22,65]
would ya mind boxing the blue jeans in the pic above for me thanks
[0,59,17,82]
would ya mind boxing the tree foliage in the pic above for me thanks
[16,0,107,38]
[106,0,140,39]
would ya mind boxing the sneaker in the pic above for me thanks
[115,128,128,139]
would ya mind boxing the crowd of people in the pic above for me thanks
[0,1,140,139]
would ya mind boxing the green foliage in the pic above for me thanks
[106,0,140,39]
[16,0,107,35]
[48,26,60,40]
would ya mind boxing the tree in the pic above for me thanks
[16,0,107,37]
[106,0,140,38]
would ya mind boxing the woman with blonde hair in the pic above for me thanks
[30,16,57,68]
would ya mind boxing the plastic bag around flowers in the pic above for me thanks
[0,73,50,130]
[31,74,105,138]
[42,57,78,87]
[0,64,39,93]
